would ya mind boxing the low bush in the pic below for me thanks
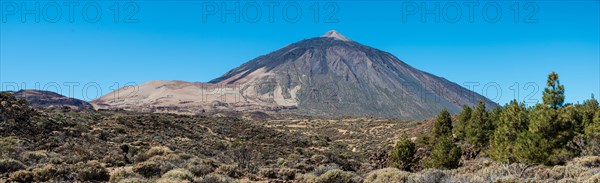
[317,169,361,183]
[585,173,600,182]
[196,173,235,183]
[185,158,215,176]
[278,167,297,180]
[133,161,163,178]
[214,164,242,178]
[110,167,142,182]
[310,154,329,164]
[312,163,339,176]
[296,173,318,183]
[0,137,21,158]
[413,169,447,183]
[569,156,600,168]
[258,167,277,179]
[9,170,34,182]
[135,146,173,162]
[31,164,63,182]
[19,150,49,165]
[160,168,194,181]
[116,177,148,183]
[364,168,412,183]
[102,150,129,167]
[77,160,109,181]
[0,158,25,173]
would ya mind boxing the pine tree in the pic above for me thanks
[453,105,472,140]
[525,103,575,164]
[514,131,550,164]
[583,94,599,109]
[424,109,462,169]
[542,71,565,109]
[431,109,453,142]
[586,110,600,135]
[389,136,415,171]
[465,100,494,148]
[556,106,579,145]
[582,94,599,134]
[528,104,558,139]
[489,106,502,127]
[425,135,461,169]
[489,100,528,163]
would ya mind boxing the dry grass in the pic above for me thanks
[158,168,194,182]
[360,157,600,183]
[364,168,411,183]
[0,102,598,182]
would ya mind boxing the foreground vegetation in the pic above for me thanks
[0,72,599,182]
[388,72,600,181]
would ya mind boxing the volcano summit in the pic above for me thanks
[93,31,496,119]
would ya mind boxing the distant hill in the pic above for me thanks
[93,30,496,119]
[13,90,93,110]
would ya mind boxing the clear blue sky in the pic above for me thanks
[1,1,598,106]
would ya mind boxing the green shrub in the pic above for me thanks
[389,136,415,171]
[415,135,431,146]
[0,158,25,173]
[548,148,576,165]
[317,169,361,183]
[0,137,20,157]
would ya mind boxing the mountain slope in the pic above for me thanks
[13,90,94,110]
[93,30,496,119]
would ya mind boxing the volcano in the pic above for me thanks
[92,30,496,119]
